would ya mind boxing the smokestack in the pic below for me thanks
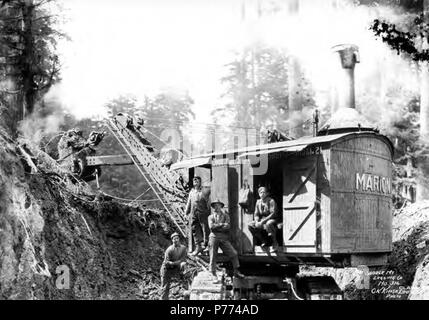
[319,44,373,135]
[331,44,360,110]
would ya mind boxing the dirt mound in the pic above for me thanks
[0,131,190,300]
[390,202,429,299]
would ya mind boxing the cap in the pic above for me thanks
[210,199,225,209]
[170,232,180,240]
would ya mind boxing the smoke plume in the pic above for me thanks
[18,95,66,146]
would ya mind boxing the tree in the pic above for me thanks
[370,1,429,200]
[287,0,305,138]
[216,42,315,143]
[0,0,64,132]
[57,91,195,201]
[138,90,195,151]
[385,93,420,206]
[217,43,289,129]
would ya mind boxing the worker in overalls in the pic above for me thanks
[248,186,279,251]
[208,199,245,282]
[160,232,187,300]
[185,176,210,255]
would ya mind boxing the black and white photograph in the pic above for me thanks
[1,0,429,304]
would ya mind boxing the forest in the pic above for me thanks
[1,0,429,300]
[1,0,428,204]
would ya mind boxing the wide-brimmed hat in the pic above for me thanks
[211,199,225,209]
[170,232,180,240]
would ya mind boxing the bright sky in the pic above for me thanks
[54,0,247,121]
[52,0,418,127]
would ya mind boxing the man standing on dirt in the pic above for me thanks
[160,232,187,300]
[185,176,210,255]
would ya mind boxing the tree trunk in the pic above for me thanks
[288,55,304,138]
[21,0,36,117]
[0,63,20,135]
[417,61,429,201]
[0,3,21,133]
[287,0,304,138]
[417,1,429,201]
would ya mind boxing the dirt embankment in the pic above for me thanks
[390,202,429,299]
[0,131,189,300]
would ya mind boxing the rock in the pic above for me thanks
[389,202,429,298]
[409,255,429,300]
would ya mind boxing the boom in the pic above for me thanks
[104,114,189,237]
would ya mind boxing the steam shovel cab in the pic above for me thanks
[173,130,393,299]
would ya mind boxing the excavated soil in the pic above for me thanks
[0,130,190,300]
[391,202,429,299]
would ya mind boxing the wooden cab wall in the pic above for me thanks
[282,133,393,259]
[282,148,321,254]
[329,134,393,254]
[282,133,393,265]
[209,158,255,254]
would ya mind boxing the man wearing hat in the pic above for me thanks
[208,199,245,281]
[160,232,187,300]
[185,176,210,255]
